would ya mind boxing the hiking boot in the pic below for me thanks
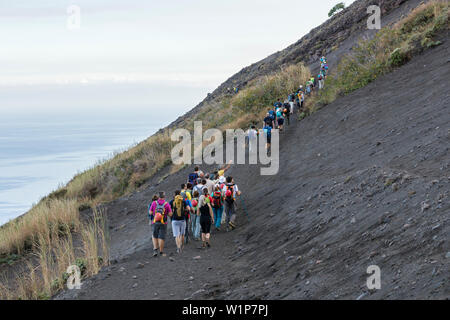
[153,249,158,257]
[206,242,211,248]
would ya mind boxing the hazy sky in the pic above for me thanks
[0,0,355,115]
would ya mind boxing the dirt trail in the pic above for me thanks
[55,36,449,300]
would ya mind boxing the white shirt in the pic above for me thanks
[247,129,257,140]
[222,183,239,198]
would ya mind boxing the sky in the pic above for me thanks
[0,0,356,116]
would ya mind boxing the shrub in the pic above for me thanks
[389,48,409,67]
[328,2,345,17]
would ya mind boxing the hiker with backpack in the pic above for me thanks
[204,174,216,194]
[193,178,205,195]
[211,185,224,231]
[264,112,275,129]
[222,176,241,231]
[283,101,291,125]
[198,188,214,248]
[188,166,202,186]
[169,190,192,253]
[181,184,193,244]
[190,190,201,241]
[318,73,324,90]
[263,124,272,150]
[276,106,284,131]
[149,191,172,257]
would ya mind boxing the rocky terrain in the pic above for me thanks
[55,22,449,299]
[166,0,428,130]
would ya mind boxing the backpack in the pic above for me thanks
[276,110,282,118]
[188,172,198,186]
[153,201,167,224]
[172,195,186,219]
[191,198,198,209]
[225,184,235,204]
[212,191,223,209]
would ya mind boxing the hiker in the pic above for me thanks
[193,178,205,195]
[198,188,214,248]
[211,185,224,231]
[204,173,216,194]
[283,101,290,125]
[276,106,284,131]
[246,125,258,153]
[217,160,232,180]
[264,112,275,129]
[181,183,193,243]
[222,176,241,231]
[263,125,272,149]
[190,190,201,241]
[274,98,282,109]
[170,190,191,253]
[288,93,295,114]
[149,191,172,257]
[181,183,192,200]
[306,82,311,95]
[188,166,201,186]
[299,91,305,111]
[318,73,324,90]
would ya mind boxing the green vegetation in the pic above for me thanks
[314,0,448,108]
[1,0,447,300]
[328,2,345,17]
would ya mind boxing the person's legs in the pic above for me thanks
[229,203,237,230]
[224,202,231,225]
[158,224,167,255]
[152,224,159,255]
[215,207,223,229]
[195,215,201,239]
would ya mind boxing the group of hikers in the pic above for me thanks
[261,56,329,149]
[148,161,242,257]
[148,56,328,257]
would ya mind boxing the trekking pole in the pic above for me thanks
[239,195,250,223]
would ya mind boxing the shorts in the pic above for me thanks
[277,118,284,126]
[152,222,167,240]
[200,216,212,234]
[172,220,186,237]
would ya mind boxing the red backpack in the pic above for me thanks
[211,191,223,209]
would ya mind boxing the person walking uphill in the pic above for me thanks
[190,190,201,241]
[198,188,215,249]
[170,190,191,253]
[149,192,172,257]
[222,176,241,231]
[211,185,224,231]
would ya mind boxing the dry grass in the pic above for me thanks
[0,199,80,256]
[0,208,109,300]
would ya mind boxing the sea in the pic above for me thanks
[0,111,181,226]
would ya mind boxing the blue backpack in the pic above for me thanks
[188,172,198,186]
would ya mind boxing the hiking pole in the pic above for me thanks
[239,195,250,223]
